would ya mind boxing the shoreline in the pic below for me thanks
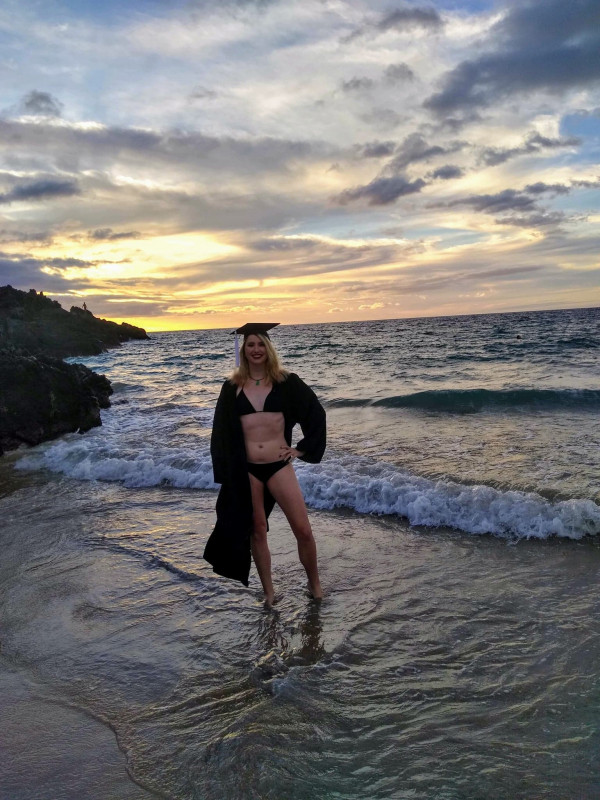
[1,472,600,798]
[0,662,158,800]
[3,453,600,546]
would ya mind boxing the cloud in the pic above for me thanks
[336,262,546,298]
[0,254,94,291]
[429,181,581,230]
[185,0,278,7]
[523,182,571,196]
[44,256,94,269]
[384,63,416,84]
[344,4,443,43]
[199,234,428,282]
[335,176,427,206]
[88,228,141,241]
[430,177,597,230]
[388,133,466,172]
[376,7,444,33]
[18,90,64,118]
[189,86,218,100]
[436,180,588,216]
[0,229,53,244]
[250,236,320,252]
[341,77,375,93]
[0,178,81,204]
[0,0,597,324]
[569,178,600,189]
[95,300,170,318]
[438,188,539,214]
[569,107,600,119]
[480,132,581,166]
[496,211,566,228]
[355,141,396,158]
[425,0,600,115]
[0,118,327,179]
[342,134,466,205]
[360,108,403,129]
[430,165,463,180]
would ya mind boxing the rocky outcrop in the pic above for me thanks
[0,285,149,358]
[0,286,148,456]
[0,352,113,455]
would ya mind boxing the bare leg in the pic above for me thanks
[248,473,275,606]
[266,465,323,600]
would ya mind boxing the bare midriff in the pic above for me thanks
[241,411,287,463]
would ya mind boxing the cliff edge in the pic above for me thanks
[0,285,149,358]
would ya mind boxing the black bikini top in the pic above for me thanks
[235,383,283,416]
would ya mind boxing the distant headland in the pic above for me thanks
[0,286,150,455]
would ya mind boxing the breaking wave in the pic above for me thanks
[15,439,600,541]
[329,388,600,414]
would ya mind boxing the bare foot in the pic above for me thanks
[306,582,323,601]
[264,591,277,608]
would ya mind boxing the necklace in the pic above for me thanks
[249,375,265,386]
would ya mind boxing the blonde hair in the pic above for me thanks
[230,333,288,386]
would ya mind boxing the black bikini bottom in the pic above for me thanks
[247,459,290,484]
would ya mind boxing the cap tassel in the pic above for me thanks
[234,332,240,367]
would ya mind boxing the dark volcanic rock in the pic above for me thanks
[0,285,146,456]
[0,285,149,358]
[0,352,113,455]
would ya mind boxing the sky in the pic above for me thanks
[0,0,599,331]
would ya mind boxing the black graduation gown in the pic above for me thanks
[203,372,326,586]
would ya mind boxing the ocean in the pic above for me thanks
[1,307,599,799]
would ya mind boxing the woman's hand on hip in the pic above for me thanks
[279,446,302,463]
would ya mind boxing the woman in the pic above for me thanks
[204,323,326,605]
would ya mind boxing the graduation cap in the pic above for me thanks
[231,323,279,366]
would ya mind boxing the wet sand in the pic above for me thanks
[0,667,156,800]
[1,470,599,799]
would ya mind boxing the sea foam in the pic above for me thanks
[296,461,600,540]
[16,437,217,490]
[15,437,600,541]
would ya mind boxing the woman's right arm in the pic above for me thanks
[210,381,230,484]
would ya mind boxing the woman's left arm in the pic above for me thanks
[289,374,326,464]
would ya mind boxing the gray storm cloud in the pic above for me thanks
[384,63,416,84]
[0,178,81,204]
[88,228,141,241]
[336,176,427,206]
[19,90,64,117]
[347,4,444,41]
[430,165,463,180]
[480,132,581,167]
[425,0,600,115]
[376,6,443,33]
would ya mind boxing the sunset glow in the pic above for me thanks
[1,0,598,330]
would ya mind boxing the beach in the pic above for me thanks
[1,309,600,798]
[1,466,599,799]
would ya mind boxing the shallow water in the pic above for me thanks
[2,307,599,798]
[1,472,599,799]
[14,307,600,540]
